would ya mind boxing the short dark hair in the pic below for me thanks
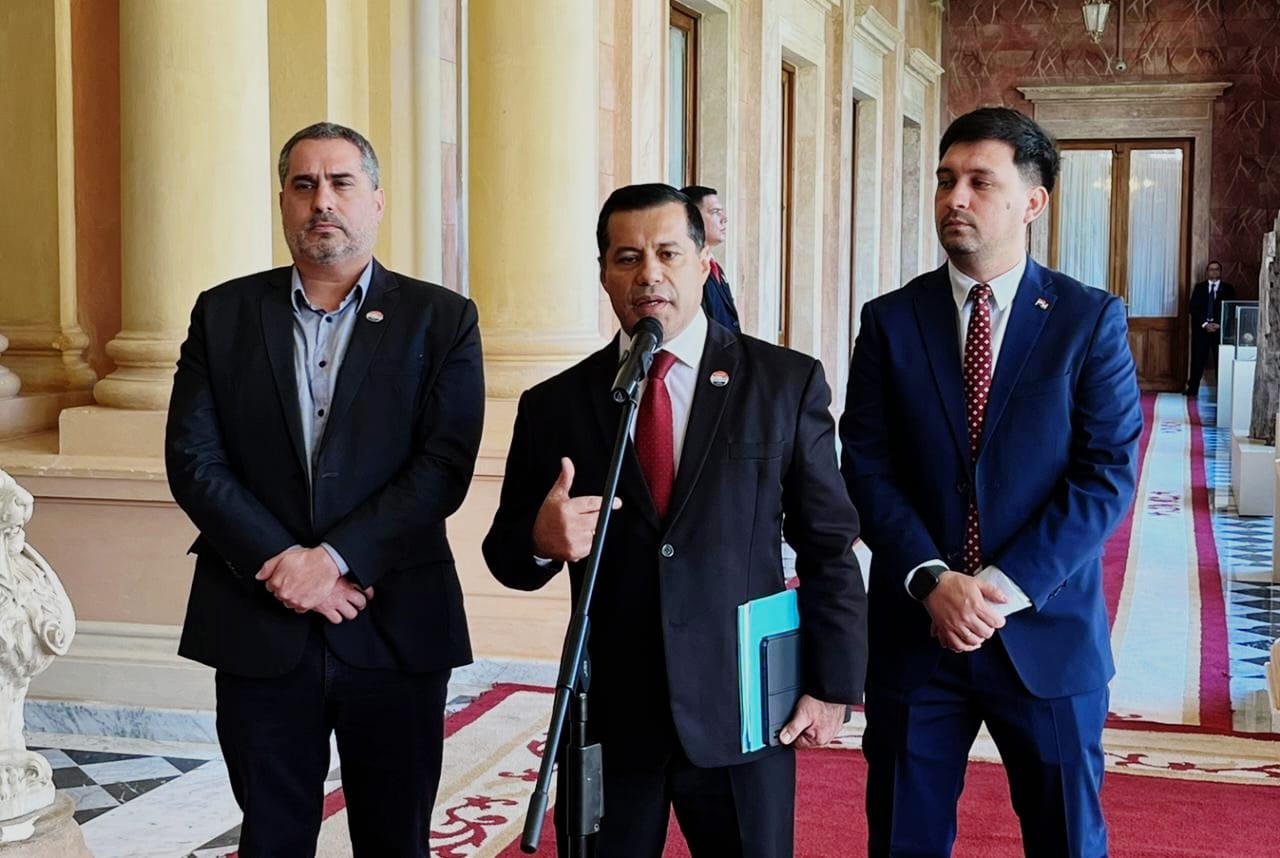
[679,185,718,206]
[596,183,705,258]
[278,122,380,189]
[1207,259,1222,268]
[939,107,1059,194]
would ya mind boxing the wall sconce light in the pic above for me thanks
[1082,2,1111,44]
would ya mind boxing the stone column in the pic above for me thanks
[91,0,272,414]
[467,0,602,426]
[0,1,94,393]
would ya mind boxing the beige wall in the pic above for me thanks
[1,0,946,703]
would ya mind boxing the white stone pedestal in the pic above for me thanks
[1217,343,1236,417]
[1269,640,1279,712]
[1231,430,1276,516]
[0,794,90,856]
[1231,356,1256,433]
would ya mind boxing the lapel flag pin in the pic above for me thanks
[709,370,730,387]
[1034,297,1050,311]
[365,309,384,323]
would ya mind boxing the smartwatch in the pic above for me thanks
[907,563,949,602]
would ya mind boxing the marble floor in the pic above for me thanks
[16,389,1280,855]
[25,659,557,858]
[1197,394,1280,732]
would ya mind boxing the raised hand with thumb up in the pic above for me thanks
[531,457,623,563]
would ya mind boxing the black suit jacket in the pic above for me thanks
[166,260,484,678]
[1188,280,1236,329]
[483,320,866,769]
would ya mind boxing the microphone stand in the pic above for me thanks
[520,361,649,855]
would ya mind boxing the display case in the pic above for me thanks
[1219,300,1258,351]
[1232,303,1259,361]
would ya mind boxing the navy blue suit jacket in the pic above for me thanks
[840,258,1141,699]
[702,261,741,333]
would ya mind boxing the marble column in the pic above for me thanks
[91,0,272,413]
[0,0,94,393]
[467,0,602,416]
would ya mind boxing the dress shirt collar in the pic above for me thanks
[618,309,709,370]
[947,255,1026,315]
[1209,280,1220,289]
[291,261,374,314]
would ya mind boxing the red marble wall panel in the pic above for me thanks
[944,0,1280,293]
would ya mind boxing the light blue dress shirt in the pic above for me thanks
[289,261,374,576]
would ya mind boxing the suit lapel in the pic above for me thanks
[667,323,737,527]
[976,259,1055,458]
[587,338,663,531]
[319,261,398,452]
[913,268,969,463]
[260,268,308,476]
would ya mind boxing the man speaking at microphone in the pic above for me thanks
[484,183,867,857]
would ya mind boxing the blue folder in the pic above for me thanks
[737,589,800,753]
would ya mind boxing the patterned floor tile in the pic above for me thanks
[1198,388,1280,732]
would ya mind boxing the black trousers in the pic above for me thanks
[215,623,451,857]
[1186,327,1218,393]
[555,742,796,858]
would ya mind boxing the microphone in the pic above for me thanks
[611,317,664,403]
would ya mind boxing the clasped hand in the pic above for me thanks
[925,571,1007,653]
[256,546,374,624]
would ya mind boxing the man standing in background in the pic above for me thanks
[680,185,741,332]
[166,122,484,856]
[1185,259,1235,396]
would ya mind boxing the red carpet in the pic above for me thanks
[504,748,1280,857]
[1102,392,1237,732]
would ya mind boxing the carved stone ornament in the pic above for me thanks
[0,471,74,822]
[0,336,20,400]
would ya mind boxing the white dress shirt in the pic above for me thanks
[949,255,1026,373]
[905,257,1031,609]
[618,309,708,472]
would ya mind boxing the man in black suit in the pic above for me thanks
[165,122,484,856]
[679,185,741,332]
[1185,260,1236,396]
[483,184,866,857]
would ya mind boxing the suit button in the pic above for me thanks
[955,481,969,495]
[660,544,675,558]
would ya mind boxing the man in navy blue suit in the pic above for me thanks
[841,108,1141,856]
[679,185,741,332]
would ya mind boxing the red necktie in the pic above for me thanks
[961,283,993,574]
[635,350,678,518]
[709,258,723,284]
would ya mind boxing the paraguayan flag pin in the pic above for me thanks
[709,370,730,387]
[1034,297,1050,311]
[366,309,385,323]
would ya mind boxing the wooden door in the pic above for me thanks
[1051,140,1193,391]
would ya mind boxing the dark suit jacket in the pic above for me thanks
[701,261,741,332]
[1188,280,1236,329]
[840,259,1141,699]
[166,260,484,678]
[483,320,866,769]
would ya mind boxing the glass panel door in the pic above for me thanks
[1126,148,1183,318]
[1055,149,1113,292]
